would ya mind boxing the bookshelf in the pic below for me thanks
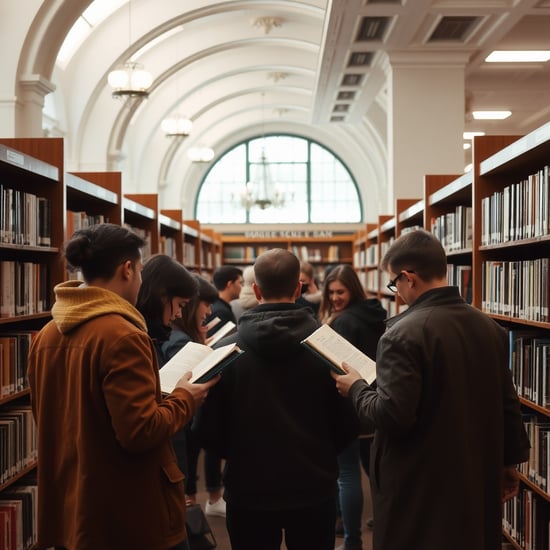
[0,138,64,549]
[476,125,550,549]
[159,209,183,261]
[221,234,354,268]
[123,193,160,262]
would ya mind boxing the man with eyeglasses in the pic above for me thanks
[332,229,529,550]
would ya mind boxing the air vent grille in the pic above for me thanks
[356,17,391,41]
[348,52,374,67]
[342,74,363,86]
[338,91,356,100]
[429,16,481,42]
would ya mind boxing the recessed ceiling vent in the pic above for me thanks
[428,16,481,42]
[348,52,374,67]
[356,17,391,41]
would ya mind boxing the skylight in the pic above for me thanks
[485,51,550,63]
[57,0,127,68]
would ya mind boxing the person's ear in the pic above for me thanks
[120,260,133,281]
[252,282,262,301]
[293,281,302,300]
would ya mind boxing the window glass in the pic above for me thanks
[195,135,361,223]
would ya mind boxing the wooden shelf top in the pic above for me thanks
[398,200,424,223]
[428,172,472,205]
[66,172,118,205]
[0,143,59,181]
[123,196,156,220]
[159,213,181,231]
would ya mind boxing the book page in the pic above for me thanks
[302,323,376,384]
[207,320,236,347]
[160,342,240,392]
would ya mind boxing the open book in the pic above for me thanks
[206,320,236,347]
[159,342,243,393]
[301,323,376,384]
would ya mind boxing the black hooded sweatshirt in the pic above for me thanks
[196,302,359,511]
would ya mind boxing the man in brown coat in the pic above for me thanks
[28,224,218,550]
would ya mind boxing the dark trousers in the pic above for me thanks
[185,425,223,495]
[226,497,336,550]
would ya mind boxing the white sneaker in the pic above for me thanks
[205,497,226,518]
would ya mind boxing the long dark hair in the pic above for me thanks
[319,264,366,322]
[136,254,198,322]
[171,276,218,343]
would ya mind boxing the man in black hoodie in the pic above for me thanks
[196,248,359,550]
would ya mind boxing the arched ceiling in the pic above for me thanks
[13,0,550,220]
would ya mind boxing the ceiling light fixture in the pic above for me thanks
[463,131,485,140]
[107,1,152,99]
[108,61,153,98]
[485,50,550,63]
[161,114,193,137]
[187,146,214,163]
[472,110,512,120]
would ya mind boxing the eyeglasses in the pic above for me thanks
[386,270,415,293]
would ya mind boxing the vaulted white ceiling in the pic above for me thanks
[6,0,550,221]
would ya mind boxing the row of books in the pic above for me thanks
[0,333,35,398]
[354,243,378,269]
[123,225,152,261]
[503,485,549,550]
[482,258,549,323]
[0,186,51,247]
[446,264,472,304]
[0,477,37,550]
[521,415,550,494]
[481,165,549,246]
[430,206,473,251]
[0,262,49,318]
[0,405,37,485]
[289,246,324,262]
[509,331,550,408]
[159,235,178,259]
[66,210,108,237]
[183,241,197,266]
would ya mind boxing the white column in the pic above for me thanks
[17,75,56,137]
[387,52,468,203]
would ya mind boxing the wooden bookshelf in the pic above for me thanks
[220,234,354,266]
[123,193,159,261]
[159,209,183,261]
[0,138,61,549]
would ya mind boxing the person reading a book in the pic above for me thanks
[163,275,227,518]
[332,229,530,550]
[204,265,243,338]
[27,224,218,550]
[196,248,359,550]
[319,264,386,550]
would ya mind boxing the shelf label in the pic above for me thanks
[6,149,24,166]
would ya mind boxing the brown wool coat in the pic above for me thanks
[28,282,196,550]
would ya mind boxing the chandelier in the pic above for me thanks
[239,148,285,210]
[108,62,152,98]
[107,2,152,99]
[161,114,193,137]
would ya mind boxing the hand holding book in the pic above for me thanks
[160,341,243,393]
[301,323,376,384]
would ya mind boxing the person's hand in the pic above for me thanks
[331,362,362,397]
[501,465,520,502]
[174,371,220,407]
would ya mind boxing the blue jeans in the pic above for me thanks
[337,438,363,547]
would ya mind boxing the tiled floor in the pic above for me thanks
[194,451,374,550]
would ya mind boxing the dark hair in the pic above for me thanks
[212,266,243,291]
[171,275,218,343]
[136,254,198,321]
[64,223,145,281]
[319,264,366,321]
[254,248,299,300]
[381,229,447,281]
[300,261,315,280]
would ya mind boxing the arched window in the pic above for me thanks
[195,135,362,223]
